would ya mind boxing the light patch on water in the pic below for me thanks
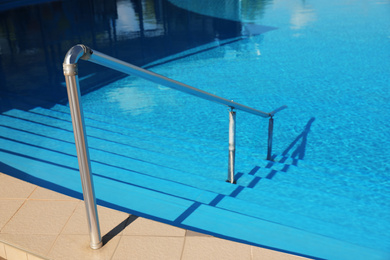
[116,1,140,35]
[290,6,317,30]
[106,85,156,116]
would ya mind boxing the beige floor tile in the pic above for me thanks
[1,200,78,235]
[29,187,79,201]
[0,174,36,199]
[62,203,130,236]
[112,236,185,260]
[0,234,56,257]
[0,242,6,258]
[3,244,28,260]
[0,199,25,231]
[48,234,120,260]
[181,236,251,260]
[123,217,185,237]
[251,246,310,260]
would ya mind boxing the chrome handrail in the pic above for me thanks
[63,44,287,249]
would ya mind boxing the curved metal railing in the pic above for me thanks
[63,44,287,249]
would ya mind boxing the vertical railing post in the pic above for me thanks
[63,45,102,250]
[227,107,236,184]
[267,116,274,161]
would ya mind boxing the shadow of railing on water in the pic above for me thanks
[235,117,316,188]
[278,117,316,166]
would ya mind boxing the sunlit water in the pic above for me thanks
[1,0,389,255]
[83,0,390,180]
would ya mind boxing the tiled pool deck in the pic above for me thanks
[0,172,308,260]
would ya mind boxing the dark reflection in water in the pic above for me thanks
[167,0,273,23]
[0,0,272,111]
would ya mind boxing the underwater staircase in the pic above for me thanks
[1,102,389,260]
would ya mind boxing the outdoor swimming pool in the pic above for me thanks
[1,0,389,258]
[80,0,390,255]
[82,0,390,184]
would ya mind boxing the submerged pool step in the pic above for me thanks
[238,157,390,205]
[47,104,227,151]
[30,105,269,179]
[2,122,387,242]
[0,114,233,187]
[1,108,390,258]
[43,104,389,194]
[0,112,258,197]
[9,107,386,215]
[47,104,266,161]
[233,167,390,251]
[32,105,390,201]
[247,169,389,217]
[3,109,387,214]
[3,109,387,213]
[0,132,388,259]
[1,118,388,246]
[236,181,389,239]
[0,110,383,210]
[231,168,390,242]
[212,192,390,253]
[1,148,387,260]
[27,106,239,170]
[240,153,390,188]
[1,109,241,178]
[0,132,227,205]
[234,163,390,217]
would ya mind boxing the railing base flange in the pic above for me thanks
[90,241,103,250]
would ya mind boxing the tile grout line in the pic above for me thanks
[109,213,131,260]
[45,199,82,258]
[26,186,39,200]
[179,230,189,260]
[0,183,38,259]
[0,185,37,234]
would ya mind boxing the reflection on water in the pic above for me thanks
[107,83,157,115]
[116,1,141,34]
[167,0,273,23]
[290,5,316,31]
[0,0,264,111]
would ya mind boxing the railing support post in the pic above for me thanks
[267,116,274,161]
[63,45,102,250]
[227,107,236,184]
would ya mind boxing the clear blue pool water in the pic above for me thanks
[83,0,390,178]
[79,0,390,255]
[1,0,390,258]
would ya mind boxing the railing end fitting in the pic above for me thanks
[64,44,92,64]
[80,45,93,61]
[63,44,93,76]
